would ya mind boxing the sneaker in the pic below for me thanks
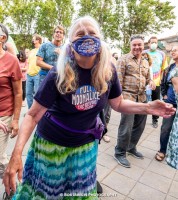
[127,149,144,159]
[3,190,14,200]
[114,154,131,168]
[152,121,158,128]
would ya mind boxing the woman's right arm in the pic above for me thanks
[3,100,47,195]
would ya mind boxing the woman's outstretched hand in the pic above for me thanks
[3,155,23,195]
[147,100,176,118]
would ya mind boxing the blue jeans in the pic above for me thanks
[39,74,47,86]
[146,94,152,102]
[115,113,147,156]
[26,74,39,109]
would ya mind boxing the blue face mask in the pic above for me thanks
[72,35,101,57]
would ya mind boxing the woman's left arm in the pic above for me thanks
[10,79,22,138]
[109,95,175,118]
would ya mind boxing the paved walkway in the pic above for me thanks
[0,106,178,200]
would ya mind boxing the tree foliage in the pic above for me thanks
[0,0,176,53]
[117,0,176,53]
[77,0,176,53]
[35,0,74,39]
[77,0,121,42]
[0,0,8,23]
[1,0,73,49]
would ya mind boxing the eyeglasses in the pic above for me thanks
[55,30,64,34]
[130,34,145,42]
[170,49,178,53]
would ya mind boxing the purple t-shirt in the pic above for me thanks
[34,65,122,147]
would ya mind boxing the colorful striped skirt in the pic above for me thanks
[13,133,98,200]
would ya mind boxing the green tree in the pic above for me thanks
[1,0,40,49]
[55,0,74,28]
[117,0,176,53]
[35,0,59,39]
[0,0,176,53]
[78,0,176,53]
[1,0,74,49]
[78,0,121,42]
[0,1,7,22]
[36,0,74,39]
[5,0,37,34]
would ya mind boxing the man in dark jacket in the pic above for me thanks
[155,62,177,161]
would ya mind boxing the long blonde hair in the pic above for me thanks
[56,16,113,95]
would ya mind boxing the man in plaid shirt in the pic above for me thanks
[114,34,155,168]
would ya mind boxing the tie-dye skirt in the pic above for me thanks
[13,133,98,200]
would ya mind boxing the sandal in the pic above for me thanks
[155,151,165,161]
[103,135,110,143]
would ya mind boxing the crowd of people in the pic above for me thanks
[0,15,178,199]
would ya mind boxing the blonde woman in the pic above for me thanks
[3,16,175,199]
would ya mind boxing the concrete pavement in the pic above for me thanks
[0,106,178,200]
[98,110,178,200]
